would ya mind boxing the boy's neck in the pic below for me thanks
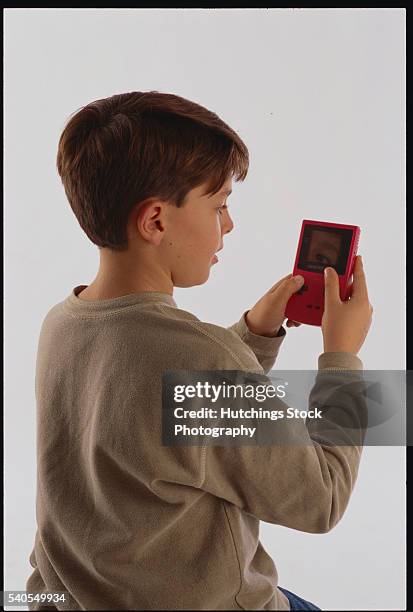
[77,247,174,301]
[77,276,174,301]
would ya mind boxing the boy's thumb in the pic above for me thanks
[324,267,340,304]
[290,275,305,294]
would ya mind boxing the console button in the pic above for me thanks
[297,284,309,295]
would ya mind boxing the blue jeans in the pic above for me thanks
[278,586,322,610]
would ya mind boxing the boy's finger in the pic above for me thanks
[324,266,340,306]
[268,273,293,293]
[351,256,369,302]
[286,320,302,327]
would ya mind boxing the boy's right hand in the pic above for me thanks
[321,255,373,356]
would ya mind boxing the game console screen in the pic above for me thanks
[298,225,353,274]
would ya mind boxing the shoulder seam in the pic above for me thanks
[157,304,254,493]
[157,305,251,371]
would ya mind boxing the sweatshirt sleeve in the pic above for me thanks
[198,331,367,534]
[227,309,287,374]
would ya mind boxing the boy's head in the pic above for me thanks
[56,91,249,288]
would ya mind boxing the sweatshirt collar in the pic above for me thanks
[64,285,177,316]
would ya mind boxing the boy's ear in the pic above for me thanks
[130,199,167,246]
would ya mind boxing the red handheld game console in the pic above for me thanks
[285,219,360,326]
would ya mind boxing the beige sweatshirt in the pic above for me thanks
[26,287,365,611]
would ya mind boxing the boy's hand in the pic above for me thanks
[245,273,305,337]
[322,256,373,354]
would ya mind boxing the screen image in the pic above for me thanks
[307,229,342,267]
[298,225,353,274]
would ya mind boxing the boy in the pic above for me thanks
[26,91,373,611]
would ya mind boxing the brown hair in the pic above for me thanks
[56,91,249,250]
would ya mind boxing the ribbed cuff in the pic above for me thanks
[318,351,364,371]
[228,310,287,357]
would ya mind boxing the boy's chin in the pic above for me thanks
[173,268,212,288]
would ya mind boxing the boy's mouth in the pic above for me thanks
[212,245,223,264]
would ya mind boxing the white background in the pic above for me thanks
[5,8,405,610]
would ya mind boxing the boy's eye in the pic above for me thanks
[217,204,227,214]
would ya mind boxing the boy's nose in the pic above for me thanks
[223,213,234,235]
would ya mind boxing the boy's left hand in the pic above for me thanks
[245,273,305,337]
